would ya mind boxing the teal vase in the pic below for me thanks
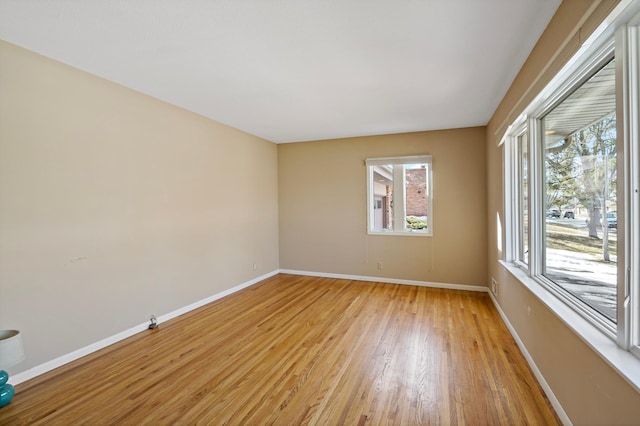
[0,383,14,408]
[0,371,15,407]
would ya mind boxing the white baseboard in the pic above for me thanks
[279,269,489,292]
[11,270,280,386]
[488,292,571,426]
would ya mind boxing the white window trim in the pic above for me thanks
[502,0,640,391]
[535,50,619,333]
[505,125,530,269]
[366,155,433,237]
[619,15,640,357]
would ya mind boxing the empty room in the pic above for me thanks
[1,0,640,424]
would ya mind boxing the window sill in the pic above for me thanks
[499,260,640,393]
[368,230,432,237]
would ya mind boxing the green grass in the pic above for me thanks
[546,223,617,259]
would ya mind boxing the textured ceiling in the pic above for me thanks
[0,0,561,143]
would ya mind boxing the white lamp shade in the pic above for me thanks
[0,330,25,369]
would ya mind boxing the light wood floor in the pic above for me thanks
[1,274,560,425]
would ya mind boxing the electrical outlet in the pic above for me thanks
[377,261,383,270]
[252,263,257,270]
[491,277,498,296]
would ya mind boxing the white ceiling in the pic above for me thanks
[0,0,561,143]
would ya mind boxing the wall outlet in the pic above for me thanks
[491,277,498,296]
[377,261,383,270]
[252,263,257,270]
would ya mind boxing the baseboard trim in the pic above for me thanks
[11,270,279,386]
[488,292,571,426]
[278,269,488,292]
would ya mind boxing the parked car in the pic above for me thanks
[563,211,574,219]
[607,211,617,228]
[546,209,561,218]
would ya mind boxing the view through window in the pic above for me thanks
[542,58,617,323]
[367,156,432,235]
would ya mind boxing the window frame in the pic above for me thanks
[620,14,640,357]
[502,2,640,385]
[513,43,620,336]
[513,127,530,268]
[537,50,619,335]
[366,155,433,237]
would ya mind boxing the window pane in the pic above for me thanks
[367,155,432,235]
[404,164,429,232]
[542,58,617,323]
[519,133,529,264]
[372,165,394,231]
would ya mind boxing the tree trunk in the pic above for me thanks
[602,159,610,261]
[587,201,599,238]
[602,209,610,261]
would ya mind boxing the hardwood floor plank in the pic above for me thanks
[0,275,560,425]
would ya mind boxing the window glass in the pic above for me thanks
[371,164,394,232]
[542,58,617,323]
[367,156,432,235]
[518,132,529,264]
[404,164,429,231]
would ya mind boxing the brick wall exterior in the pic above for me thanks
[406,167,427,217]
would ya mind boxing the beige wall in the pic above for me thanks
[486,0,640,424]
[0,41,279,374]
[279,128,487,286]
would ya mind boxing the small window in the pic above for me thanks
[366,155,432,236]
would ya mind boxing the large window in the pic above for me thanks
[366,156,432,236]
[542,58,618,324]
[504,3,640,369]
